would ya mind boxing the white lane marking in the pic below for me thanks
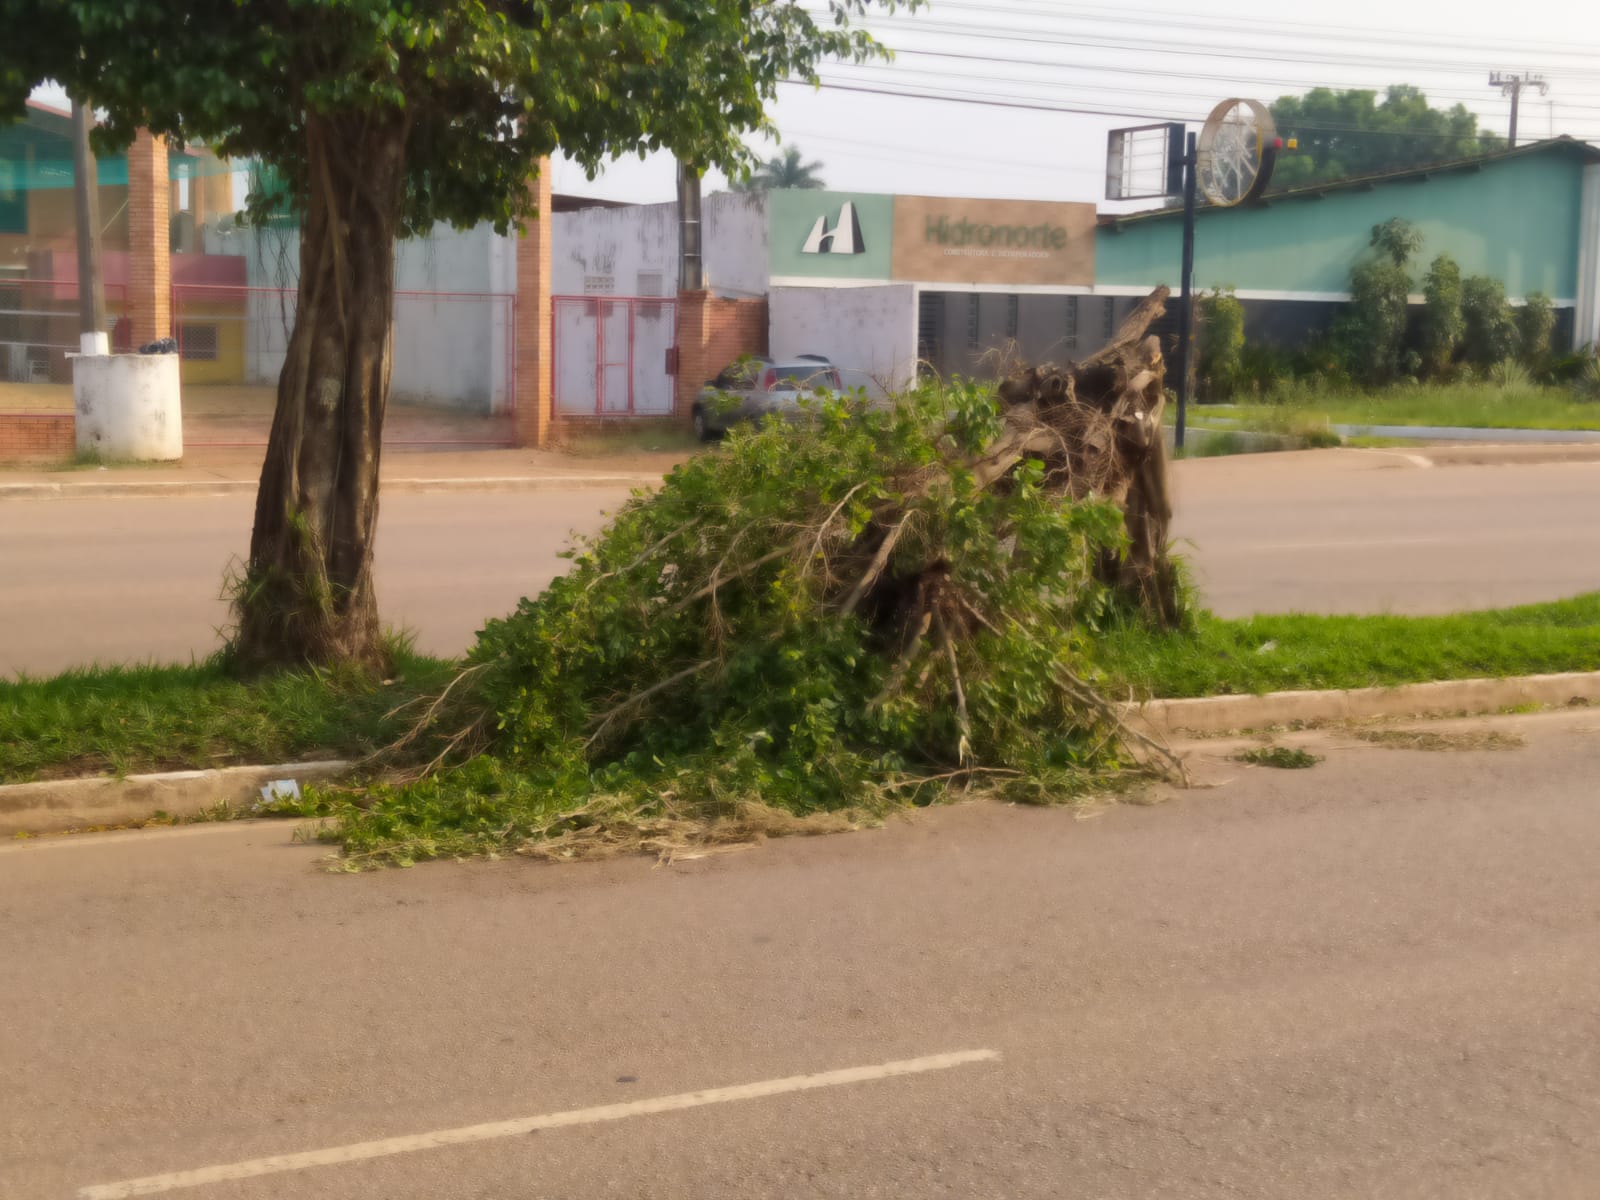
[78,1049,1000,1199]
[1349,447,1433,469]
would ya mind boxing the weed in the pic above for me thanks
[1355,728,1525,752]
[1233,745,1321,769]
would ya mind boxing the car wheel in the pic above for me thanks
[692,408,716,443]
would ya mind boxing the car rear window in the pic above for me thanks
[776,365,841,388]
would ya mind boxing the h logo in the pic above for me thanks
[801,202,866,255]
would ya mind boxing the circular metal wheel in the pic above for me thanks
[1196,98,1277,207]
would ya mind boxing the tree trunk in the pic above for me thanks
[231,117,408,672]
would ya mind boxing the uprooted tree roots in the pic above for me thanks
[322,287,1187,867]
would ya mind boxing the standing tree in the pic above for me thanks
[1270,86,1502,189]
[733,144,827,191]
[0,0,910,670]
[1420,253,1464,377]
[1336,219,1419,384]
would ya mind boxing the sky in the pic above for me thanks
[28,0,1599,212]
[548,0,1600,208]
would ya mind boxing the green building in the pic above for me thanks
[1095,137,1600,352]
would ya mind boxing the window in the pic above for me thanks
[178,323,219,361]
[966,293,980,350]
[635,271,664,298]
[1064,296,1079,352]
[582,274,615,295]
[1102,297,1116,341]
[0,163,23,235]
[1005,295,1019,341]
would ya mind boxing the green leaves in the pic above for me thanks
[0,0,915,234]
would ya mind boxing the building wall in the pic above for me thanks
[768,284,917,396]
[174,298,246,386]
[216,220,513,411]
[0,413,74,463]
[552,190,768,300]
[1096,151,1589,302]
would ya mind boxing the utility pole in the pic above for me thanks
[70,101,107,354]
[675,161,703,292]
[1488,72,1549,147]
[1173,130,1198,452]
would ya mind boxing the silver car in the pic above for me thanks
[691,355,843,441]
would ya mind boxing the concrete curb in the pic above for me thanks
[0,474,662,501]
[1120,671,1600,736]
[0,760,352,836]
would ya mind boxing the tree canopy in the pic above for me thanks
[0,0,917,670]
[733,144,827,191]
[0,1,904,234]
[1269,86,1503,190]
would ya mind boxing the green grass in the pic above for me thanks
[1203,381,1600,433]
[1097,593,1600,699]
[0,647,456,783]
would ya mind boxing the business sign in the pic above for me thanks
[890,196,1096,286]
[769,190,894,280]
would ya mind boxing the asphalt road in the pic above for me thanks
[4,450,1600,674]
[3,712,1598,1199]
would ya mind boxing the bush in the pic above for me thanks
[1461,276,1519,367]
[1196,287,1246,401]
[1420,254,1463,377]
[1238,341,1296,399]
[1488,359,1534,392]
[1337,259,1411,383]
[1516,291,1555,369]
[322,381,1189,865]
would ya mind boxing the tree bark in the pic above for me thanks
[231,116,408,672]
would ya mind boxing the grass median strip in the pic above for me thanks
[0,644,454,784]
[7,596,1598,788]
[1095,593,1600,700]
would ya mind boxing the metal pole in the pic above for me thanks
[71,102,107,345]
[1507,78,1520,147]
[1174,131,1198,451]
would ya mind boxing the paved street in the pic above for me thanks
[2,711,1597,1198]
[3,449,1599,675]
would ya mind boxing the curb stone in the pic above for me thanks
[0,760,352,836]
[0,474,662,502]
[8,672,1597,836]
[1119,671,1600,737]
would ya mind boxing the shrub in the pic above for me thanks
[1516,291,1555,369]
[1488,359,1534,392]
[1196,287,1246,402]
[1461,276,1519,367]
[1337,258,1411,383]
[1420,254,1463,377]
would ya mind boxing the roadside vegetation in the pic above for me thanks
[1191,218,1600,436]
[0,644,452,784]
[1095,593,1600,699]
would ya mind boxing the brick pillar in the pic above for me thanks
[514,157,554,447]
[126,129,171,346]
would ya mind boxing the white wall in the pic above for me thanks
[551,191,768,300]
[1577,164,1600,351]
[769,283,918,397]
[201,219,513,413]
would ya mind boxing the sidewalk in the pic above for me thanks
[0,444,689,499]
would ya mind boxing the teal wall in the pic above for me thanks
[1096,151,1586,299]
[769,190,893,280]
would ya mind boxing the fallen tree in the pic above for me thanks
[324,287,1186,866]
